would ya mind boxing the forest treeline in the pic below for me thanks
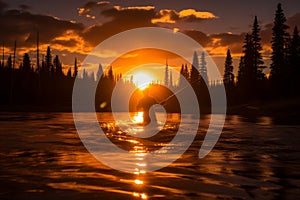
[0,3,299,112]
[223,3,300,105]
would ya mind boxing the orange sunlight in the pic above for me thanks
[133,72,154,90]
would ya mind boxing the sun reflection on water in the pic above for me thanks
[132,111,144,124]
[133,192,148,199]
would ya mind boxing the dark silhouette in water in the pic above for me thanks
[137,88,158,125]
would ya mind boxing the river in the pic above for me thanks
[0,112,299,199]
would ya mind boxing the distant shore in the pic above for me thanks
[227,97,300,125]
[1,98,299,125]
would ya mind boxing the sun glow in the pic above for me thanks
[132,112,144,124]
[133,72,154,90]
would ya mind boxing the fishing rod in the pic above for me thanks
[158,79,202,105]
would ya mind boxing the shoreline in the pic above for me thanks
[0,98,299,125]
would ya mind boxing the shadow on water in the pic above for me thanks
[0,112,299,199]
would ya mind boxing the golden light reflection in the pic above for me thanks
[134,179,144,185]
[141,193,147,199]
[136,163,146,167]
[133,192,148,199]
[132,112,144,124]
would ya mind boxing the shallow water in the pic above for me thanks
[0,112,299,199]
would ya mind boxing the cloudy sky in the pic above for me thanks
[1,0,300,80]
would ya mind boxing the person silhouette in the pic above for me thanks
[137,88,158,125]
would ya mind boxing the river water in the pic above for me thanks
[0,112,299,199]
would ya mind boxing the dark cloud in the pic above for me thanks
[0,0,8,13]
[287,13,300,29]
[83,6,157,46]
[0,9,84,48]
[210,33,245,46]
[183,30,211,47]
[179,30,244,55]
[78,1,111,17]
[52,38,78,48]
[19,4,30,11]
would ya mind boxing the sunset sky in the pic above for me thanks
[1,0,300,82]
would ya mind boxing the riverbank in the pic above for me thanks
[228,97,300,125]
[1,97,299,125]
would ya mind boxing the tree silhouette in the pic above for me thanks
[223,49,234,85]
[53,55,63,75]
[73,58,78,78]
[270,3,290,94]
[22,53,31,72]
[45,46,52,73]
[179,64,186,88]
[288,26,300,95]
[237,56,245,85]
[82,68,88,80]
[96,64,103,81]
[169,70,173,87]
[200,51,208,84]
[190,51,200,84]
[107,66,114,80]
[241,34,255,87]
[67,68,72,77]
[164,60,169,86]
[252,16,265,80]
[6,55,12,69]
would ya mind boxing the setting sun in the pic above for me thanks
[133,72,154,90]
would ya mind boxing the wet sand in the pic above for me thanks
[0,112,299,199]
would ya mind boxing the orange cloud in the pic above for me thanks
[179,9,217,19]
[152,8,217,24]
[78,1,110,16]
[113,5,155,11]
[151,9,177,24]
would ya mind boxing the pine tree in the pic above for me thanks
[288,26,300,93]
[237,56,245,85]
[45,46,52,72]
[96,64,103,81]
[107,66,114,80]
[184,64,189,80]
[82,69,88,80]
[270,3,290,86]
[179,64,186,88]
[67,68,72,77]
[169,70,173,87]
[190,51,200,83]
[223,49,234,85]
[200,51,208,83]
[73,58,78,78]
[89,71,95,81]
[22,53,31,72]
[252,16,265,80]
[243,34,255,85]
[53,55,62,75]
[164,60,169,86]
[1,43,4,69]
[6,55,12,69]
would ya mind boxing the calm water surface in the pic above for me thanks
[0,112,299,199]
